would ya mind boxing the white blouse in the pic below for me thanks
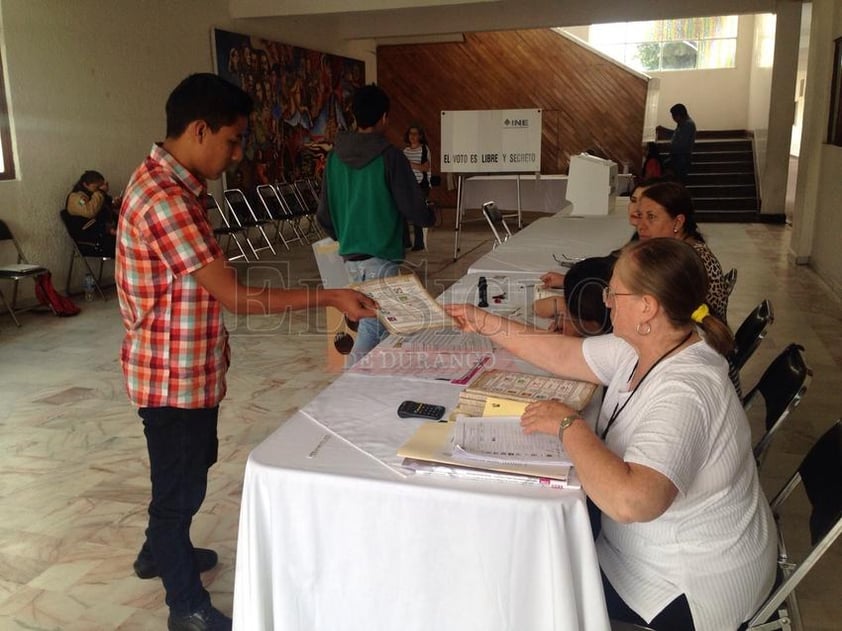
[582,334,776,631]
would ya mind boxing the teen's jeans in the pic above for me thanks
[344,257,400,366]
[139,406,219,615]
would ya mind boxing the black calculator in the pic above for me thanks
[397,400,446,421]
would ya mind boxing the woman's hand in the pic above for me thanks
[521,399,577,437]
[540,271,565,289]
[444,303,494,335]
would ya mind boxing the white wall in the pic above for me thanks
[648,14,755,130]
[0,0,375,305]
[792,0,842,297]
[571,15,757,130]
[747,13,775,196]
[747,14,775,131]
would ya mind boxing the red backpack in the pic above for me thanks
[34,272,81,317]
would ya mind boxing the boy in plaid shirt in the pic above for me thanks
[116,73,375,631]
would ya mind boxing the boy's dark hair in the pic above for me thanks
[352,84,390,129]
[166,73,253,138]
[669,103,689,118]
[564,256,614,335]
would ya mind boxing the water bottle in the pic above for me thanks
[83,273,95,302]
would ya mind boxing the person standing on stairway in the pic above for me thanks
[660,103,696,184]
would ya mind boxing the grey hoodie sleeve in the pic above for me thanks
[316,174,337,240]
[383,147,435,227]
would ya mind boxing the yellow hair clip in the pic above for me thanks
[691,304,709,323]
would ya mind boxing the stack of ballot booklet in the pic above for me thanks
[397,369,597,488]
[398,415,578,488]
[454,369,597,417]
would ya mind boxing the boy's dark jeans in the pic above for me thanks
[139,406,219,615]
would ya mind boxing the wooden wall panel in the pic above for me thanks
[378,29,647,206]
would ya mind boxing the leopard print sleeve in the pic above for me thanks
[691,241,729,324]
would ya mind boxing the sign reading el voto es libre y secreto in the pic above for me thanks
[439,109,542,173]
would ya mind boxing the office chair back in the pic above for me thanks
[747,419,842,630]
[745,343,812,467]
[731,299,774,371]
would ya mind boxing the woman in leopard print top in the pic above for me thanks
[634,181,729,323]
[635,181,740,396]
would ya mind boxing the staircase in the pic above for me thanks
[657,132,760,222]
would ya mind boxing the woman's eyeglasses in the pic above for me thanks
[602,287,636,304]
[553,252,583,268]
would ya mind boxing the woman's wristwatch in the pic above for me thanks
[557,413,580,442]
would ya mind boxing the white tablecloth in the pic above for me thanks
[233,215,619,629]
[234,408,609,631]
[461,174,569,213]
[233,371,609,631]
[469,212,633,277]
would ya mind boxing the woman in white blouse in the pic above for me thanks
[445,238,776,631]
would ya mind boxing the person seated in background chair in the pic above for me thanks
[65,170,118,256]
[533,256,614,337]
[445,238,776,631]
[641,142,664,179]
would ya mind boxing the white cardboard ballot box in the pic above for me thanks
[565,153,618,216]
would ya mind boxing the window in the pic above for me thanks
[589,16,739,73]
[0,48,14,180]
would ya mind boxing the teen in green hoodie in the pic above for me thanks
[318,84,434,364]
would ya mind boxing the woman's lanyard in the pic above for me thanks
[599,330,693,441]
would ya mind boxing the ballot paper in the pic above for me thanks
[451,415,572,466]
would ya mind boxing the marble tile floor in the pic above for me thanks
[0,210,840,630]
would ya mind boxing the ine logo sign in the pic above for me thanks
[441,109,542,173]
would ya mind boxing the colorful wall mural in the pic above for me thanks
[213,28,365,188]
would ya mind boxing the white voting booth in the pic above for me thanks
[565,153,618,216]
[440,109,542,259]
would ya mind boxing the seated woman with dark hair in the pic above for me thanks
[445,238,775,631]
[538,178,664,293]
[635,180,729,323]
[65,170,118,256]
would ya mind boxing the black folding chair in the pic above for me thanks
[290,179,324,241]
[724,267,738,298]
[204,193,250,262]
[0,219,49,326]
[730,299,774,372]
[256,183,302,249]
[275,182,317,244]
[481,201,512,248]
[223,188,277,259]
[59,209,113,300]
[744,343,812,468]
[746,419,842,630]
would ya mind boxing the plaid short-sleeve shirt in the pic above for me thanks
[116,144,227,409]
